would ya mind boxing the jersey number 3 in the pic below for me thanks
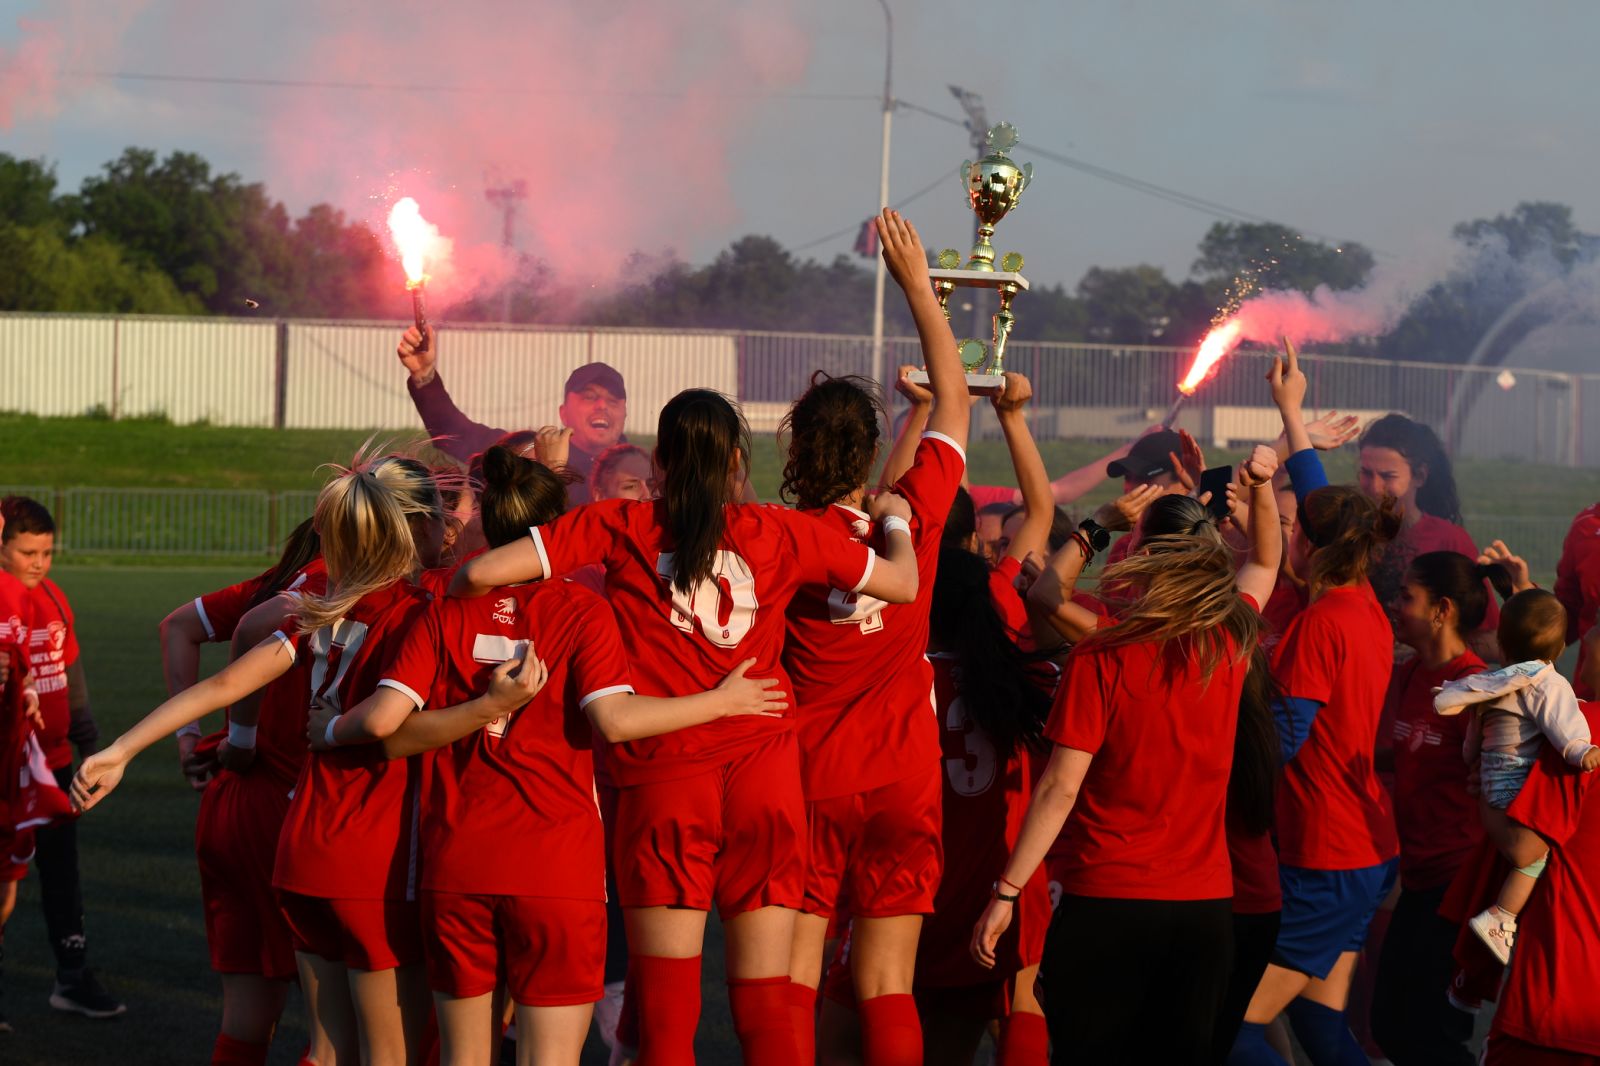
[656,551,759,648]
[943,696,997,797]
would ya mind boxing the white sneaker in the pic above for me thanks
[593,980,625,1050]
[1469,905,1518,965]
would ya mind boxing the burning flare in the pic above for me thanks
[387,197,438,289]
[1178,318,1244,395]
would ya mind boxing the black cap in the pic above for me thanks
[1107,429,1182,481]
[563,362,626,400]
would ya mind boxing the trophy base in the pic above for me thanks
[906,369,1004,396]
[927,268,1030,292]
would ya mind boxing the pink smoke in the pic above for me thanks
[0,1,150,128]
[1231,282,1404,347]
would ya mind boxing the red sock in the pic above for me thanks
[1000,1011,1049,1066]
[789,981,818,1066]
[729,976,801,1066]
[211,1033,271,1066]
[617,957,640,1050]
[634,954,702,1066]
[859,993,921,1066]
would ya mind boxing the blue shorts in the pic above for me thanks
[1273,860,1398,979]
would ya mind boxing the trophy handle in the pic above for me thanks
[1019,162,1034,192]
[960,162,973,192]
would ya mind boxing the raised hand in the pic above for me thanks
[1304,410,1361,451]
[534,425,573,470]
[1093,483,1165,532]
[1267,338,1308,414]
[894,364,934,406]
[1238,444,1280,489]
[991,372,1034,415]
[1479,539,1535,594]
[876,208,932,293]
[1170,429,1206,493]
[397,325,439,385]
[714,658,789,719]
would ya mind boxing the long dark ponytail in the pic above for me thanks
[1229,648,1281,836]
[656,389,752,595]
[929,544,1049,760]
[248,517,322,609]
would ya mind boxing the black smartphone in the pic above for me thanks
[1198,465,1233,520]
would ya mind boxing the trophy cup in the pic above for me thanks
[908,122,1033,396]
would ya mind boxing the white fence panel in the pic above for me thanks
[117,318,277,425]
[284,322,418,430]
[0,314,115,416]
[426,328,591,436]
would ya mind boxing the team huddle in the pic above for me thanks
[5,208,1599,1066]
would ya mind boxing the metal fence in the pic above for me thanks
[3,311,1597,466]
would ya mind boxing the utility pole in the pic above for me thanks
[870,0,894,391]
[485,178,528,324]
[948,85,990,342]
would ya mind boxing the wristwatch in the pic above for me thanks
[991,880,1020,903]
[1078,518,1111,554]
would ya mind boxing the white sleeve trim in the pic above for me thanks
[377,677,426,709]
[269,630,297,661]
[852,549,878,594]
[921,430,967,464]
[194,597,217,641]
[579,684,634,709]
[530,526,552,579]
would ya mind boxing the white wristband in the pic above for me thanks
[881,516,912,538]
[227,721,258,749]
[176,723,204,739]
[324,714,343,748]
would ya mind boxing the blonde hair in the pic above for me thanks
[1082,527,1260,681]
[297,452,445,632]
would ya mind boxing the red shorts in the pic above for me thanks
[613,732,806,915]
[196,772,296,979]
[278,891,423,972]
[421,891,606,1006]
[1483,1034,1600,1065]
[0,825,32,883]
[804,765,942,919]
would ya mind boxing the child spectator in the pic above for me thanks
[1434,588,1600,963]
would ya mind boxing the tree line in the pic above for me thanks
[1,148,1591,363]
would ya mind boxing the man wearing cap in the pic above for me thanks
[397,325,627,504]
[1097,427,1189,564]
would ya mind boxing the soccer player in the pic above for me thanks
[0,496,123,1020]
[451,385,923,1065]
[315,444,788,1065]
[776,208,970,1066]
[71,453,464,1065]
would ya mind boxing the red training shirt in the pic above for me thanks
[1387,650,1486,891]
[1554,503,1600,698]
[272,579,434,901]
[530,498,873,786]
[1490,701,1600,1056]
[783,432,965,799]
[25,580,78,770]
[0,570,29,659]
[380,581,631,900]
[1043,597,1258,901]
[1271,582,1399,870]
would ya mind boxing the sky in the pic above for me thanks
[3,0,1597,294]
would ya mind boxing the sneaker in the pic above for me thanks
[48,969,126,1019]
[593,979,625,1050]
[1469,905,1518,966]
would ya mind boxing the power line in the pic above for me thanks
[62,69,878,102]
[789,166,959,253]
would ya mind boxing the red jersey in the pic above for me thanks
[1387,650,1486,891]
[1260,579,1307,650]
[531,498,873,785]
[380,582,632,899]
[1271,583,1399,870]
[1043,598,1257,901]
[1554,503,1600,698]
[1371,514,1499,633]
[199,561,329,790]
[25,580,78,769]
[1491,701,1600,1055]
[918,654,1047,986]
[0,571,29,660]
[987,556,1031,646]
[783,432,965,799]
[272,579,434,901]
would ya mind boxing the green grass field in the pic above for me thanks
[1,565,750,1065]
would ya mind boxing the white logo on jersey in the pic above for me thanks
[827,587,887,634]
[471,634,532,738]
[655,550,759,648]
[492,597,517,625]
[943,694,998,797]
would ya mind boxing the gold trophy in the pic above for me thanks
[908,122,1033,396]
